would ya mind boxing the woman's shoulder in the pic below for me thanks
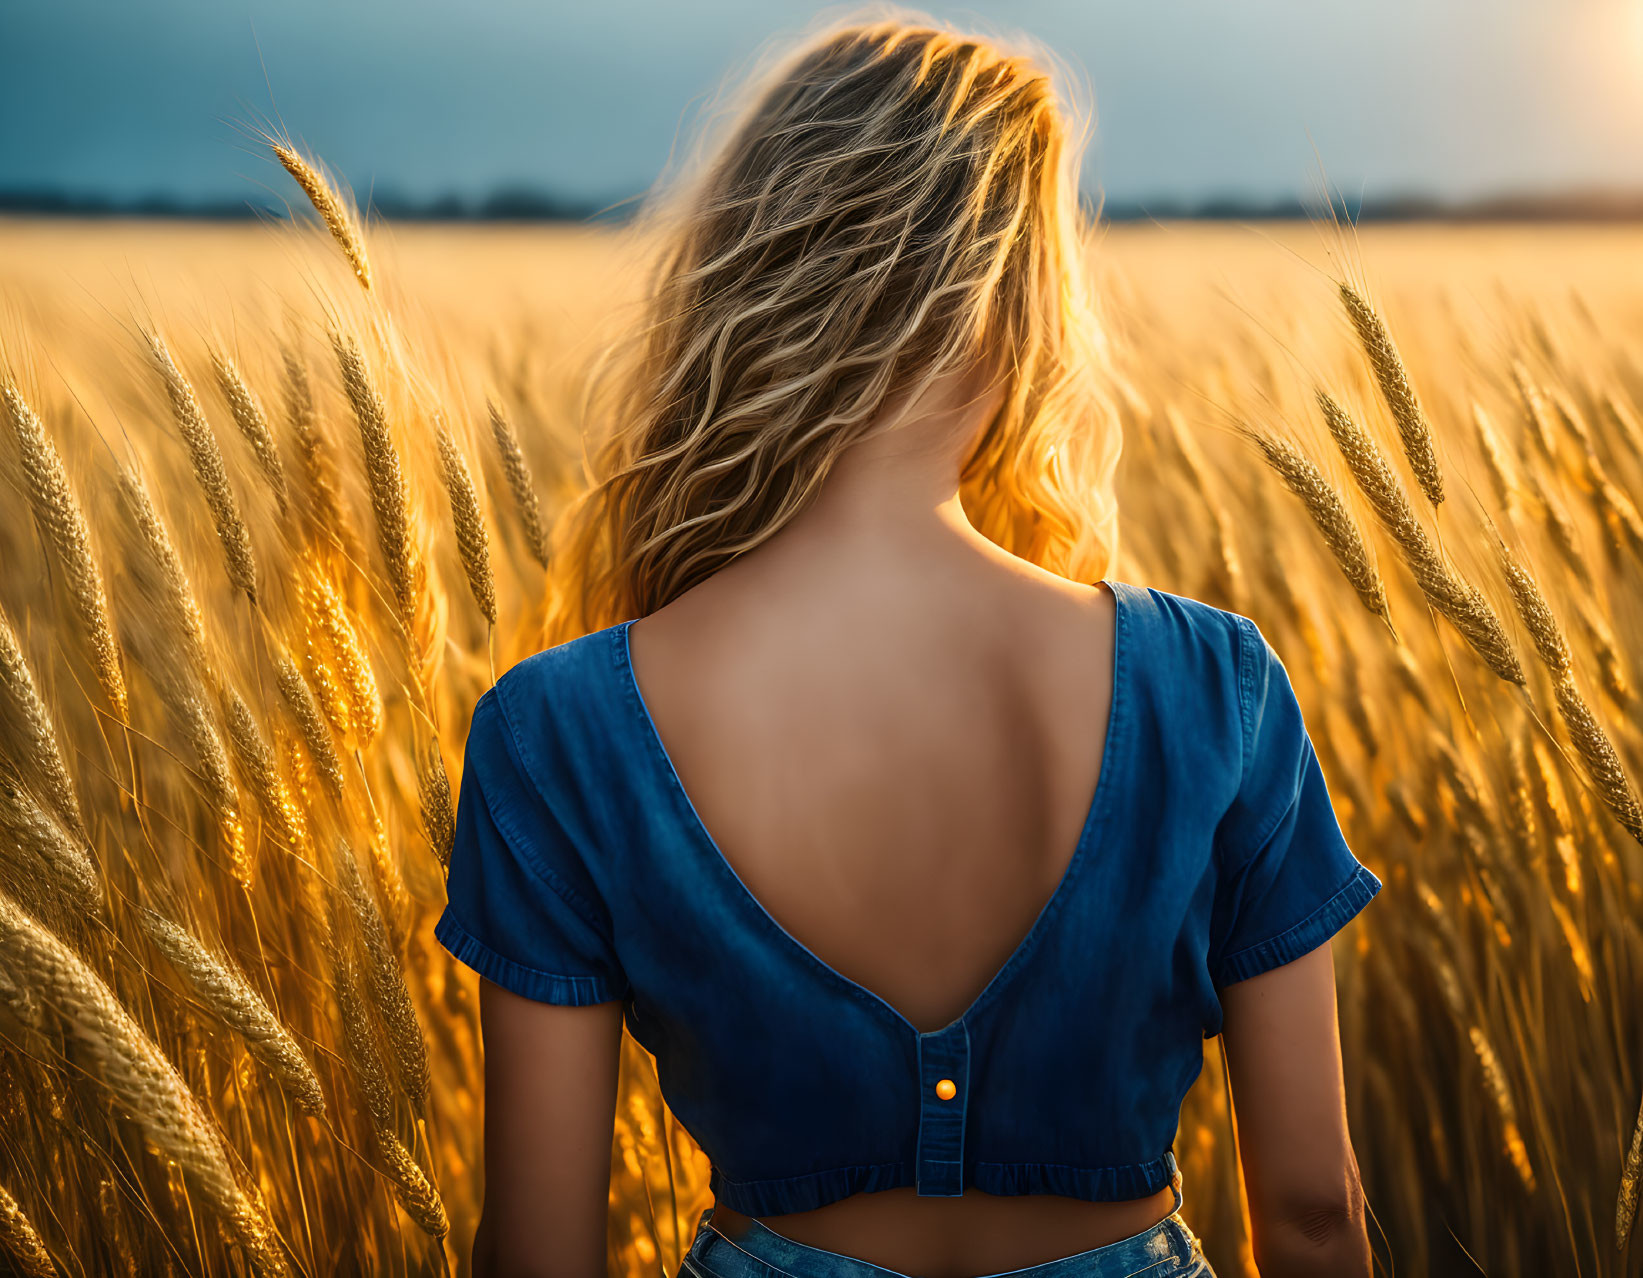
[1116,578,1265,667]
[464,622,635,784]
[487,621,628,712]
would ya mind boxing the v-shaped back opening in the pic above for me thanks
[618,577,1132,1040]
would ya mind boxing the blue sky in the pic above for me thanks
[4,0,1643,209]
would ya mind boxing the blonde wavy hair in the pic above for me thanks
[547,8,1122,638]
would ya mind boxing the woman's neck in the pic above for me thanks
[764,366,1005,572]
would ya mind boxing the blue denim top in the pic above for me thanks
[435,579,1381,1216]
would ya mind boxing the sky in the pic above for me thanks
[5,0,1643,212]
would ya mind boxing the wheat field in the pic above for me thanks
[1,167,1642,1277]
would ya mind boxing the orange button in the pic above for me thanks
[935,1078,957,1100]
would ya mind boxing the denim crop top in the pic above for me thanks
[435,578,1381,1216]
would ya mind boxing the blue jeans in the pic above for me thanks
[676,1180,1216,1278]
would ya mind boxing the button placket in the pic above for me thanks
[914,1020,970,1196]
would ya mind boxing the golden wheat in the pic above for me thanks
[145,332,260,603]
[0,892,292,1277]
[0,1181,56,1278]
[4,211,1643,1276]
[273,143,374,292]
[1316,390,1524,685]
[1,381,127,720]
[488,399,551,570]
[139,908,325,1117]
[1339,283,1445,506]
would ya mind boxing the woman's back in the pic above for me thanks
[627,499,1167,1271]
[628,532,1118,1042]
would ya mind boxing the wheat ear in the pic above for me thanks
[272,143,373,292]
[436,424,498,624]
[1511,360,1560,464]
[222,688,307,870]
[1467,1026,1534,1192]
[273,656,345,796]
[1,380,127,720]
[337,840,429,1112]
[298,558,382,750]
[379,1132,450,1239]
[116,465,210,681]
[1620,1088,1643,1248]
[0,609,86,842]
[0,768,101,919]
[1317,390,1524,686]
[140,909,325,1116]
[1249,429,1389,623]
[145,332,259,603]
[333,334,423,641]
[281,339,354,552]
[211,349,290,515]
[0,892,292,1277]
[0,1181,56,1278]
[331,900,447,1237]
[1339,283,1444,506]
[176,688,250,874]
[488,400,551,569]
[417,746,455,869]
[1492,536,1643,844]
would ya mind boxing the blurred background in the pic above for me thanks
[9,0,1643,221]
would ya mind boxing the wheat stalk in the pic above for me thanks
[298,559,382,750]
[329,897,447,1238]
[0,1181,56,1278]
[1248,428,1390,624]
[272,143,373,292]
[1620,1089,1643,1248]
[145,332,259,603]
[116,465,211,682]
[417,747,455,869]
[212,349,290,515]
[436,423,498,624]
[0,892,292,1277]
[0,610,85,842]
[1339,283,1445,506]
[2,380,127,720]
[140,909,325,1117]
[273,656,345,796]
[1317,390,1524,686]
[222,688,307,871]
[488,400,551,569]
[1511,360,1560,465]
[333,334,424,642]
[0,768,100,920]
[338,840,429,1112]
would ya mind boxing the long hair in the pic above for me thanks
[547,8,1122,638]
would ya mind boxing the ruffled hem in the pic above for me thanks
[1212,862,1382,987]
[434,907,630,1006]
[708,1151,1179,1216]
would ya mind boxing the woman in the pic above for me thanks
[436,12,1380,1278]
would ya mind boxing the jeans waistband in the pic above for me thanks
[679,1176,1205,1278]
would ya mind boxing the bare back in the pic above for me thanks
[627,547,1180,1272]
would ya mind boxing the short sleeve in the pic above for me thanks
[1208,619,1381,988]
[434,688,632,1006]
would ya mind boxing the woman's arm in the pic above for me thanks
[473,978,626,1278]
[1219,943,1372,1278]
